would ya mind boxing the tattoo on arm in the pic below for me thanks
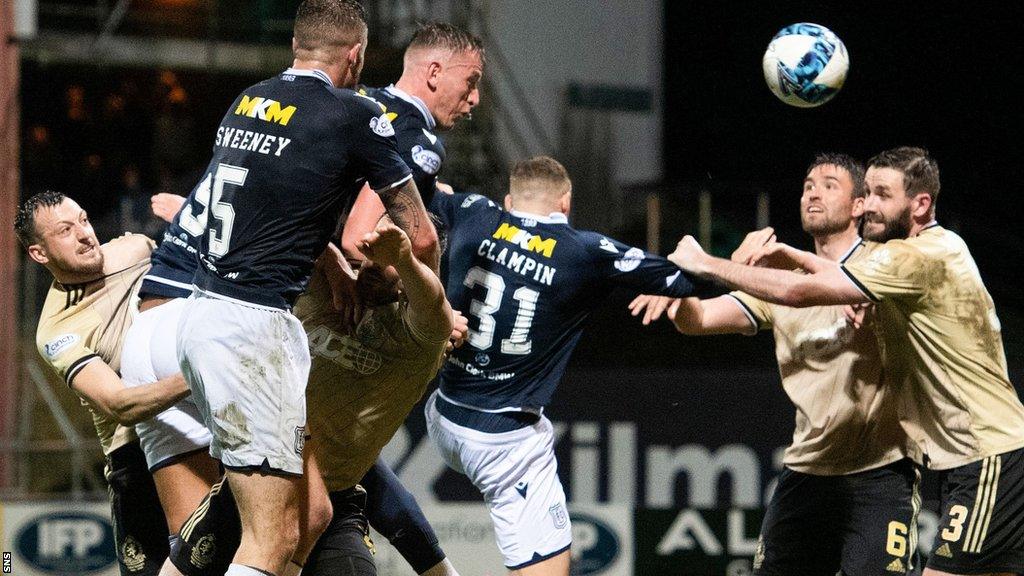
[377,180,423,241]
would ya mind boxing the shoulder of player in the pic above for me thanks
[861,235,939,267]
[101,233,154,273]
[35,301,97,366]
[338,87,387,110]
[449,193,500,216]
[570,228,639,260]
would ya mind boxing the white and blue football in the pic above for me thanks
[762,23,849,108]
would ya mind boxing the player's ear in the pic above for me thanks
[911,192,933,219]
[291,37,298,53]
[503,194,513,211]
[27,243,49,266]
[560,189,572,215]
[426,61,443,91]
[347,43,364,68]
[851,195,865,219]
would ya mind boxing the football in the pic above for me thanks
[762,22,849,108]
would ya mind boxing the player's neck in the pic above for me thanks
[291,60,342,88]
[509,202,563,219]
[394,76,436,120]
[813,227,861,262]
[908,215,938,237]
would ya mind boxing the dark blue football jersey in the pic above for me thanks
[430,192,699,412]
[360,85,446,206]
[139,203,201,299]
[173,68,412,309]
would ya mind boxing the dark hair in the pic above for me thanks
[808,152,865,199]
[407,21,484,60]
[293,0,367,53]
[867,146,940,203]
[15,190,65,248]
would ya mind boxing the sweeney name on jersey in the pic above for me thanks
[216,95,297,156]
[431,192,698,411]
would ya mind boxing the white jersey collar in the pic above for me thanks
[283,67,334,88]
[839,236,863,263]
[509,209,568,224]
[384,85,436,130]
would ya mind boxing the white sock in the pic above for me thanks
[226,564,273,576]
[420,557,461,576]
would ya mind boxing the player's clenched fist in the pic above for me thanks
[360,223,412,268]
[668,235,710,276]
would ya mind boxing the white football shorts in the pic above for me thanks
[425,391,572,569]
[177,290,309,476]
[121,297,211,471]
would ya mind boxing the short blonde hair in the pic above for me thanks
[509,156,571,199]
[293,0,367,56]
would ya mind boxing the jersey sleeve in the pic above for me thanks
[400,133,443,200]
[346,97,414,192]
[840,240,938,302]
[429,192,496,230]
[728,291,772,332]
[37,318,101,387]
[588,235,698,297]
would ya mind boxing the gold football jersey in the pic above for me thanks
[35,234,154,455]
[842,225,1024,469]
[732,241,915,475]
[296,268,449,491]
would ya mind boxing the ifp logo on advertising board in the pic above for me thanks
[15,512,116,573]
[570,513,619,575]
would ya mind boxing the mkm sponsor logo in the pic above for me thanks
[492,223,557,257]
[234,95,297,126]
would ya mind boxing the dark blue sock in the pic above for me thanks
[362,458,446,574]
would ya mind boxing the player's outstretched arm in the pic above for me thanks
[669,235,867,308]
[70,361,189,425]
[375,179,440,273]
[629,294,755,335]
[360,223,452,342]
[316,242,363,330]
[669,296,756,335]
[341,184,386,261]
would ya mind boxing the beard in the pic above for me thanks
[862,206,913,242]
[801,211,849,236]
[52,248,104,279]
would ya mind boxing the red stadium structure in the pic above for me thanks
[1,0,22,490]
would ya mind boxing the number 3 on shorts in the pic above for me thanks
[941,504,969,542]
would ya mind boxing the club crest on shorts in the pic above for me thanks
[121,535,147,573]
[294,426,306,455]
[190,534,216,569]
[549,504,568,529]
